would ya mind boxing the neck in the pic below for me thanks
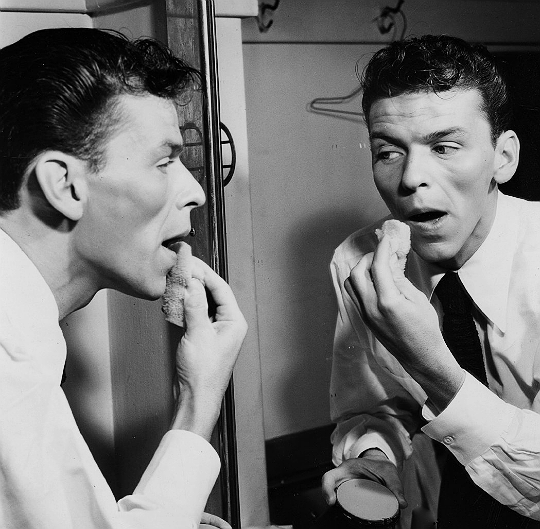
[0,211,98,320]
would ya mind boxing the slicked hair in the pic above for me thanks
[361,35,512,145]
[0,28,198,211]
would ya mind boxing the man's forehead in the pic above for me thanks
[108,94,182,146]
[368,88,486,132]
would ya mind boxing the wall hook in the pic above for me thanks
[373,0,407,41]
[257,0,280,33]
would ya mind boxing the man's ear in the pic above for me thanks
[493,130,520,185]
[33,152,88,221]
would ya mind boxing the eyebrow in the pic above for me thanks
[370,127,468,144]
[422,127,468,143]
[369,131,399,144]
[158,141,184,158]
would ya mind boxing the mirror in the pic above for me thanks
[239,1,540,527]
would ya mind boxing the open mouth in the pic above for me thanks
[162,237,184,251]
[408,211,446,223]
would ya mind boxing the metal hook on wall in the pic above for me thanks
[257,0,280,33]
[374,0,407,41]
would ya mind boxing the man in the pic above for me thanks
[0,28,247,528]
[321,35,540,528]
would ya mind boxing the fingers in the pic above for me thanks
[347,236,421,313]
[356,465,407,507]
[371,237,427,305]
[321,459,408,510]
[183,277,211,330]
[200,512,232,529]
[384,476,409,509]
[321,462,377,505]
[321,468,341,505]
[370,235,402,302]
[191,257,245,323]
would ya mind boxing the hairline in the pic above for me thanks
[82,91,181,174]
[365,86,499,148]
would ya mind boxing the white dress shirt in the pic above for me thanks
[0,228,220,528]
[330,191,540,519]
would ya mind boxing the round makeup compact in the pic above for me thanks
[334,479,400,527]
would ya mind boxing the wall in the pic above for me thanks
[93,2,166,41]
[0,12,90,47]
[241,0,540,440]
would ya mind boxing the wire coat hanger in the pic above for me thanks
[307,84,364,120]
[306,0,407,122]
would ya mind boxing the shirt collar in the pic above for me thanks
[0,227,59,322]
[409,191,517,333]
[0,227,66,382]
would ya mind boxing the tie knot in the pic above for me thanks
[435,272,472,315]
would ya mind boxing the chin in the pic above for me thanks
[143,282,167,301]
[423,251,463,270]
[118,277,167,301]
[414,244,455,267]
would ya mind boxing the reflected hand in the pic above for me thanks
[346,234,463,411]
[321,449,407,509]
[200,512,232,528]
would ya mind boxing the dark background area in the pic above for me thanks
[496,52,540,201]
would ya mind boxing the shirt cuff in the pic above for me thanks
[341,431,398,467]
[126,430,221,518]
[421,372,515,466]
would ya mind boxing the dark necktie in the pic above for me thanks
[435,273,538,527]
[434,272,487,385]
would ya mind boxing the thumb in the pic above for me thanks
[376,474,407,509]
[183,278,210,329]
[394,274,426,304]
[321,470,339,505]
[200,512,232,529]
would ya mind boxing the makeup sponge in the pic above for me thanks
[375,219,411,271]
[162,242,192,327]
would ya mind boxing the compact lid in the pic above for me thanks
[336,479,399,524]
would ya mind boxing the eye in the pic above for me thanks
[373,148,403,163]
[157,157,176,170]
[432,143,459,156]
[379,151,400,160]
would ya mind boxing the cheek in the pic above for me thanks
[451,150,495,190]
[373,169,389,193]
[448,173,491,213]
[374,171,400,208]
[118,183,171,225]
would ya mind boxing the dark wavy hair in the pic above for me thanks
[0,28,198,211]
[361,35,512,144]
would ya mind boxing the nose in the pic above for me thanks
[176,162,206,209]
[400,150,430,193]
